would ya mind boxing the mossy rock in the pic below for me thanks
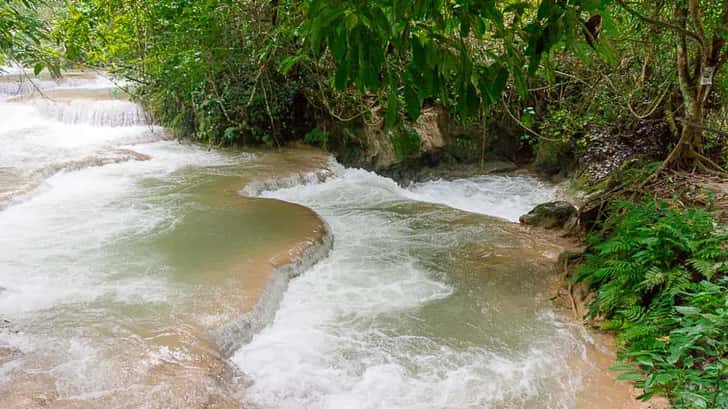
[534,138,575,176]
[390,126,421,161]
[519,201,578,230]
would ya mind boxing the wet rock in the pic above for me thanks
[519,201,578,230]
[558,248,587,265]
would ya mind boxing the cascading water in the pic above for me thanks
[26,98,147,127]
[0,72,330,408]
[0,73,160,210]
[406,175,558,222]
[232,168,602,409]
[0,70,635,408]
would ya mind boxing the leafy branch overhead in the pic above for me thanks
[304,0,607,125]
[0,0,59,75]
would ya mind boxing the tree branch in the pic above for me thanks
[711,0,728,71]
[688,0,707,47]
[616,0,704,48]
[675,4,693,92]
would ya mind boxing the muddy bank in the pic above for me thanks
[539,234,671,409]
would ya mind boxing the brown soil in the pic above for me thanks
[645,169,728,222]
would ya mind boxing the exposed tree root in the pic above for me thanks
[638,144,727,190]
[563,258,580,321]
[580,150,728,230]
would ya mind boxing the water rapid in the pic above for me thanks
[232,167,592,409]
[0,70,633,409]
[0,72,329,408]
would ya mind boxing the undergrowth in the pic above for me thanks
[575,199,728,408]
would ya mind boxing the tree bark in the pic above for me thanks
[622,0,727,173]
[667,0,708,169]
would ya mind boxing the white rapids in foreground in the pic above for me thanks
[233,167,594,409]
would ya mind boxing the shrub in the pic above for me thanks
[576,200,728,408]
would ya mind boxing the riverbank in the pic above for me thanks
[537,230,672,409]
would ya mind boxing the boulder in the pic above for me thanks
[519,201,578,230]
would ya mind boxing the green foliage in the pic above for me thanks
[446,134,481,162]
[304,128,328,148]
[305,0,607,125]
[50,0,728,169]
[541,108,604,148]
[531,106,614,174]
[533,137,573,175]
[531,107,601,175]
[576,200,728,407]
[54,0,329,145]
[0,0,59,74]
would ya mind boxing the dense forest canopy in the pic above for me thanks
[1,0,59,74]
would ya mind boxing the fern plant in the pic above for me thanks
[576,199,728,408]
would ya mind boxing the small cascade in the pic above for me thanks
[0,71,161,208]
[241,168,336,197]
[406,175,558,222]
[0,81,36,97]
[26,98,147,127]
[232,167,585,409]
[0,69,628,409]
[0,70,116,101]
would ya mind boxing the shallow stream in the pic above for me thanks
[0,71,634,409]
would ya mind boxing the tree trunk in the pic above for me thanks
[668,107,703,168]
[622,0,727,174]
[666,1,708,169]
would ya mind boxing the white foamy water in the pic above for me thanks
[0,141,230,314]
[0,73,231,328]
[26,98,147,127]
[406,175,557,222]
[0,71,116,101]
[0,74,163,210]
[0,72,230,312]
[0,72,256,408]
[1,69,598,409]
[233,167,586,409]
[0,103,156,170]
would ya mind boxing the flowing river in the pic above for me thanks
[0,71,637,408]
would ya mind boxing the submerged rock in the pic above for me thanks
[519,201,578,230]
